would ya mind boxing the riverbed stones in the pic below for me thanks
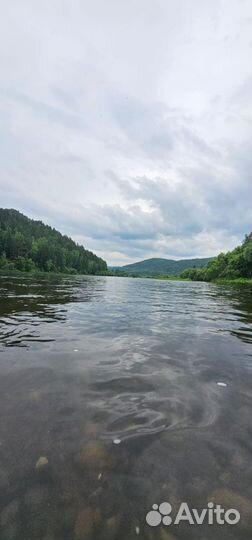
[42,534,56,540]
[62,505,77,530]
[0,500,19,540]
[74,507,100,539]
[209,488,252,530]
[0,500,19,527]
[0,466,9,490]
[30,390,41,402]
[104,514,120,538]
[0,522,17,540]
[145,525,177,540]
[159,530,178,540]
[24,485,49,509]
[76,442,115,471]
[86,422,99,438]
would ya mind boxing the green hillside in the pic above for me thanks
[181,233,252,281]
[0,209,107,274]
[119,256,214,276]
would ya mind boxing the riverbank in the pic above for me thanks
[1,269,252,285]
[213,278,252,285]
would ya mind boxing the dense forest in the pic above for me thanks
[180,233,252,281]
[0,209,107,274]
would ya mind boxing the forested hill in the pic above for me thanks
[119,256,213,276]
[0,209,107,274]
[180,233,252,281]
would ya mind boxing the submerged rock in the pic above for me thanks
[63,505,78,530]
[30,390,41,402]
[104,514,120,539]
[76,442,115,471]
[209,489,252,530]
[0,467,9,490]
[42,534,56,540]
[145,522,178,540]
[24,485,49,508]
[0,522,17,540]
[159,530,177,540]
[35,456,49,470]
[86,422,99,438]
[0,500,19,540]
[0,499,19,527]
[74,507,100,539]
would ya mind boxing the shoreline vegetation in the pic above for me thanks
[179,233,252,283]
[0,208,251,285]
[1,268,251,286]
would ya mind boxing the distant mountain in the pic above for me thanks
[0,208,107,274]
[118,257,214,276]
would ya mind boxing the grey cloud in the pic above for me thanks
[111,97,174,158]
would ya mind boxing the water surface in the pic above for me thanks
[0,275,252,539]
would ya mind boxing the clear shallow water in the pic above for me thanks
[0,275,252,540]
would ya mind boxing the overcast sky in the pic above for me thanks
[0,0,251,265]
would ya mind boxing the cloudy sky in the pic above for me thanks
[0,0,251,265]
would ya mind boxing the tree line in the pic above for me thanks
[0,209,107,275]
[180,233,252,281]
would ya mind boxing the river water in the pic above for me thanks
[0,275,252,540]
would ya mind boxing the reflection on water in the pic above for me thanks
[0,275,252,539]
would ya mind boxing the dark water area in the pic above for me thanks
[0,275,252,540]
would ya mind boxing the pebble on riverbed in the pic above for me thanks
[0,499,19,527]
[30,390,41,402]
[159,530,178,540]
[24,485,49,509]
[209,489,252,530]
[76,442,116,471]
[42,534,56,540]
[217,382,227,387]
[35,456,49,470]
[105,514,121,538]
[74,507,101,539]
[0,466,9,490]
[0,499,19,540]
